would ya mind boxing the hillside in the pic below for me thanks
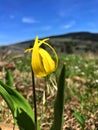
[0,31,98,54]
[51,32,98,41]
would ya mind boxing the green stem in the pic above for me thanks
[32,70,37,130]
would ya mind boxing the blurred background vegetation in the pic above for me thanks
[0,32,98,129]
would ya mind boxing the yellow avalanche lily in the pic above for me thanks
[25,36,58,77]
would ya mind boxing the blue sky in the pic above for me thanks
[0,0,98,45]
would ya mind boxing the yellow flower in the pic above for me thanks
[25,36,58,77]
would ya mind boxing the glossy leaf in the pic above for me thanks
[0,81,40,130]
[50,64,66,130]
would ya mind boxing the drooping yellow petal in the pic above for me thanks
[24,36,58,77]
[32,47,46,77]
[42,41,58,69]
[39,48,55,74]
[24,48,33,53]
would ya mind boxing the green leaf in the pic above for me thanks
[73,111,85,128]
[5,69,14,88]
[0,80,40,130]
[50,64,66,130]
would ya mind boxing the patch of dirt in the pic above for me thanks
[0,122,19,130]
[0,56,98,130]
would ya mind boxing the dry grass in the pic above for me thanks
[0,53,98,130]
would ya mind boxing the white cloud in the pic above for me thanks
[22,17,38,24]
[61,21,76,29]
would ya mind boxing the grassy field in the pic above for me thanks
[0,53,98,130]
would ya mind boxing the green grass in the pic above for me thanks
[16,54,98,118]
[1,53,98,129]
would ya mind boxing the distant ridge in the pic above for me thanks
[0,31,98,54]
[50,32,98,41]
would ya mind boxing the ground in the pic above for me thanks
[0,53,98,130]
